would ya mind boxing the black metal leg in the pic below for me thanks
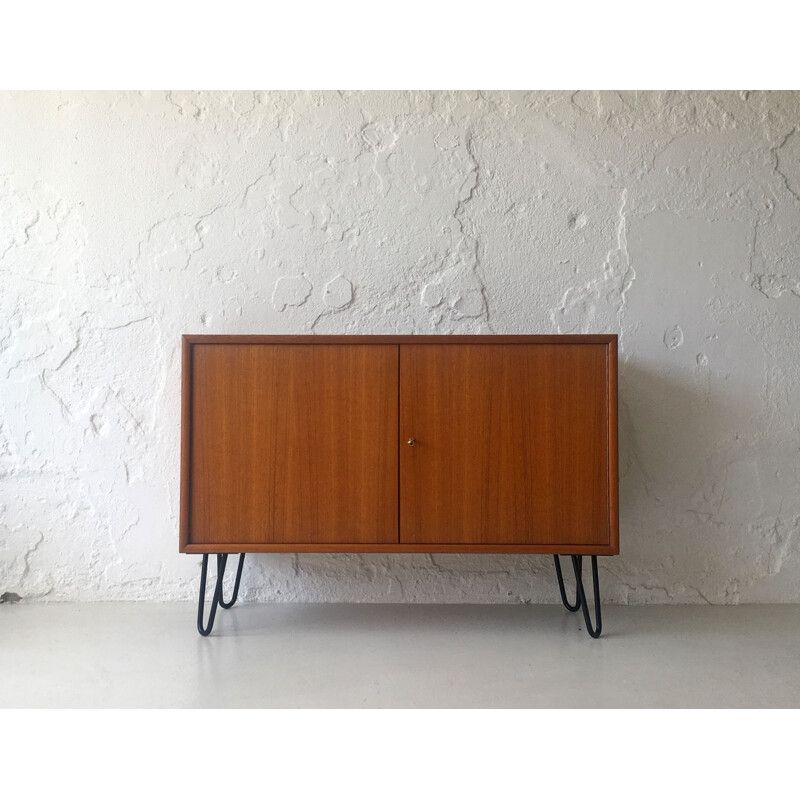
[554,554,602,638]
[553,555,581,612]
[219,554,246,609]
[197,554,222,636]
[197,553,246,636]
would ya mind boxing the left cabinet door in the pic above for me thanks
[185,344,398,548]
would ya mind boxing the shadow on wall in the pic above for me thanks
[186,353,781,607]
[229,360,747,607]
[615,359,771,603]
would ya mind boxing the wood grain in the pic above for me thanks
[399,344,610,547]
[188,344,398,546]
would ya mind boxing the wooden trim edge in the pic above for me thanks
[607,336,620,554]
[182,334,618,345]
[179,336,192,552]
[184,543,620,555]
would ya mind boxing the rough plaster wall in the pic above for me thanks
[1,90,799,604]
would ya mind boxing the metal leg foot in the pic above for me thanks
[197,553,246,636]
[554,554,602,638]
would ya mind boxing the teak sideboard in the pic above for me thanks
[181,334,619,637]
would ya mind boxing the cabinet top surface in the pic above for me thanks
[183,334,617,345]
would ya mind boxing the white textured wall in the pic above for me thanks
[2,90,799,604]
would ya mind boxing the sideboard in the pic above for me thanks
[180,335,618,637]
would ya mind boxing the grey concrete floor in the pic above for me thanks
[2,602,799,707]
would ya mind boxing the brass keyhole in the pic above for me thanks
[407,437,416,447]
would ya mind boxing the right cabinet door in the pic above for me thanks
[399,344,610,547]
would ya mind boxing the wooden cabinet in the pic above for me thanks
[181,335,618,556]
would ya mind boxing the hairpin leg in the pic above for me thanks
[197,553,246,636]
[218,554,246,609]
[553,554,602,638]
[554,555,581,612]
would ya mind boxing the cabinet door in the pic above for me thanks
[189,344,398,546]
[399,344,610,547]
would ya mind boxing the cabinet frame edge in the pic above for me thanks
[183,543,619,554]
[179,335,193,552]
[181,334,618,345]
[607,335,619,553]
